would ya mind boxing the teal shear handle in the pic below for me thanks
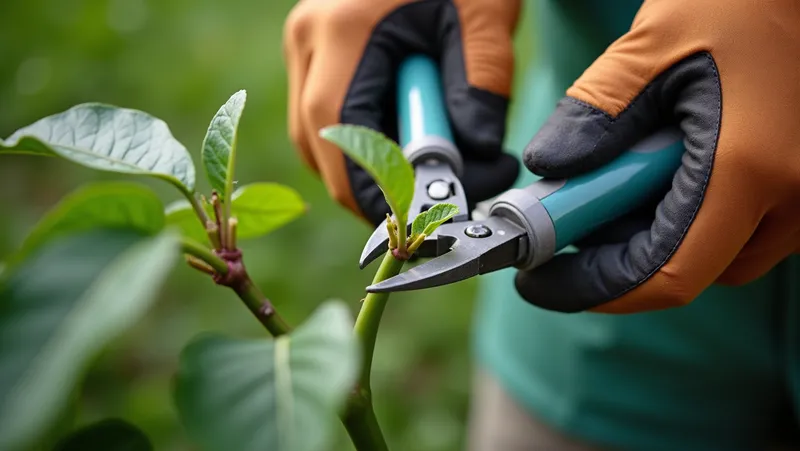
[397,55,454,146]
[396,55,464,177]
[542,130,684,249]
[490,128,685,270]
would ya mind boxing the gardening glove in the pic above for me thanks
[515,0,800,314]
[283,0,521,226]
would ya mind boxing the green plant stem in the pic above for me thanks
[180,237,289,336]
[397,215,408,252]
[231,276,291,337]
[353,251,404,388]
[340,250,404,451]
[180,238,227,274]
[181,187,211,227]
[342,393,388,451]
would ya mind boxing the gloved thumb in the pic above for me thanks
[521,28,676,180]
[522,93,666,179]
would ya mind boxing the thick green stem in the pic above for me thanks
[181,238,227,274]
[396,215,408,252]
[342,391,389,451]
[353,251,404,388]
[340,250,404,450]
[231,276,291,337]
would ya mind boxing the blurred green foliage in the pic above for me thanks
[0,1,533,449]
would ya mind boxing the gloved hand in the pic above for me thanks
[283,0,521,226]
[515,0,800,314]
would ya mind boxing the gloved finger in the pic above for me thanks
[716,213,800,286]
[298,1,410,225]
[282,2,315,172]
[461,152,520,206]
[440,0,518,161]
[514,180,760,314]
[515,25,762,312]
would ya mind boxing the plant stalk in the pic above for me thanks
[396,215,408,252]
[189,194,211,226]
[353,251,404,388]
[342,392,389,451]
[231,275,291,337]
[340,250,404,450]
[180,238,290,337]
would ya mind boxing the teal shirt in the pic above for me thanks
[473,1,800,450]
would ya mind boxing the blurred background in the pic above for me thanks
[0,1,533,449]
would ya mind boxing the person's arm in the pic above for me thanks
[283,0,521,226]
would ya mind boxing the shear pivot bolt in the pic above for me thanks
[427,180,451,200]
[465,224,492,238]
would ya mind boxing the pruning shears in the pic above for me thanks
[360,54,686,293]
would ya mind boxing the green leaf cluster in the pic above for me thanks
[0,92,360,451]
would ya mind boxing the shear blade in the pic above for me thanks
[366,216,526,293]
[367,247,479,292]
[359,218,392,269]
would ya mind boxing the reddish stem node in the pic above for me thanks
[391,247,410,261]
[211,249,245,288]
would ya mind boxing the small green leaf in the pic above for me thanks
[0,103,196,193]
[165,182,306,243]
[202,90,246,198]
[174,300,360,451]
[231,182,307,239]
[0,229,179,451]
[54,418,153,451]
[320,124,413,222]
[410,203,459,239]
[11,181,165,268]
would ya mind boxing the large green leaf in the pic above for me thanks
[0,230,179,451]
[165,182,306,243]
[54,418,152,451]
[202,90,246,198]
[0,103,196,193]
[174,301,360,451]
[320,124,414,222]
[11,181,164,268]
[410,203,459,239]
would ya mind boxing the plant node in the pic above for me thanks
[212,249,246,289]
[258,301,275,317]
[391,247,410,261]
